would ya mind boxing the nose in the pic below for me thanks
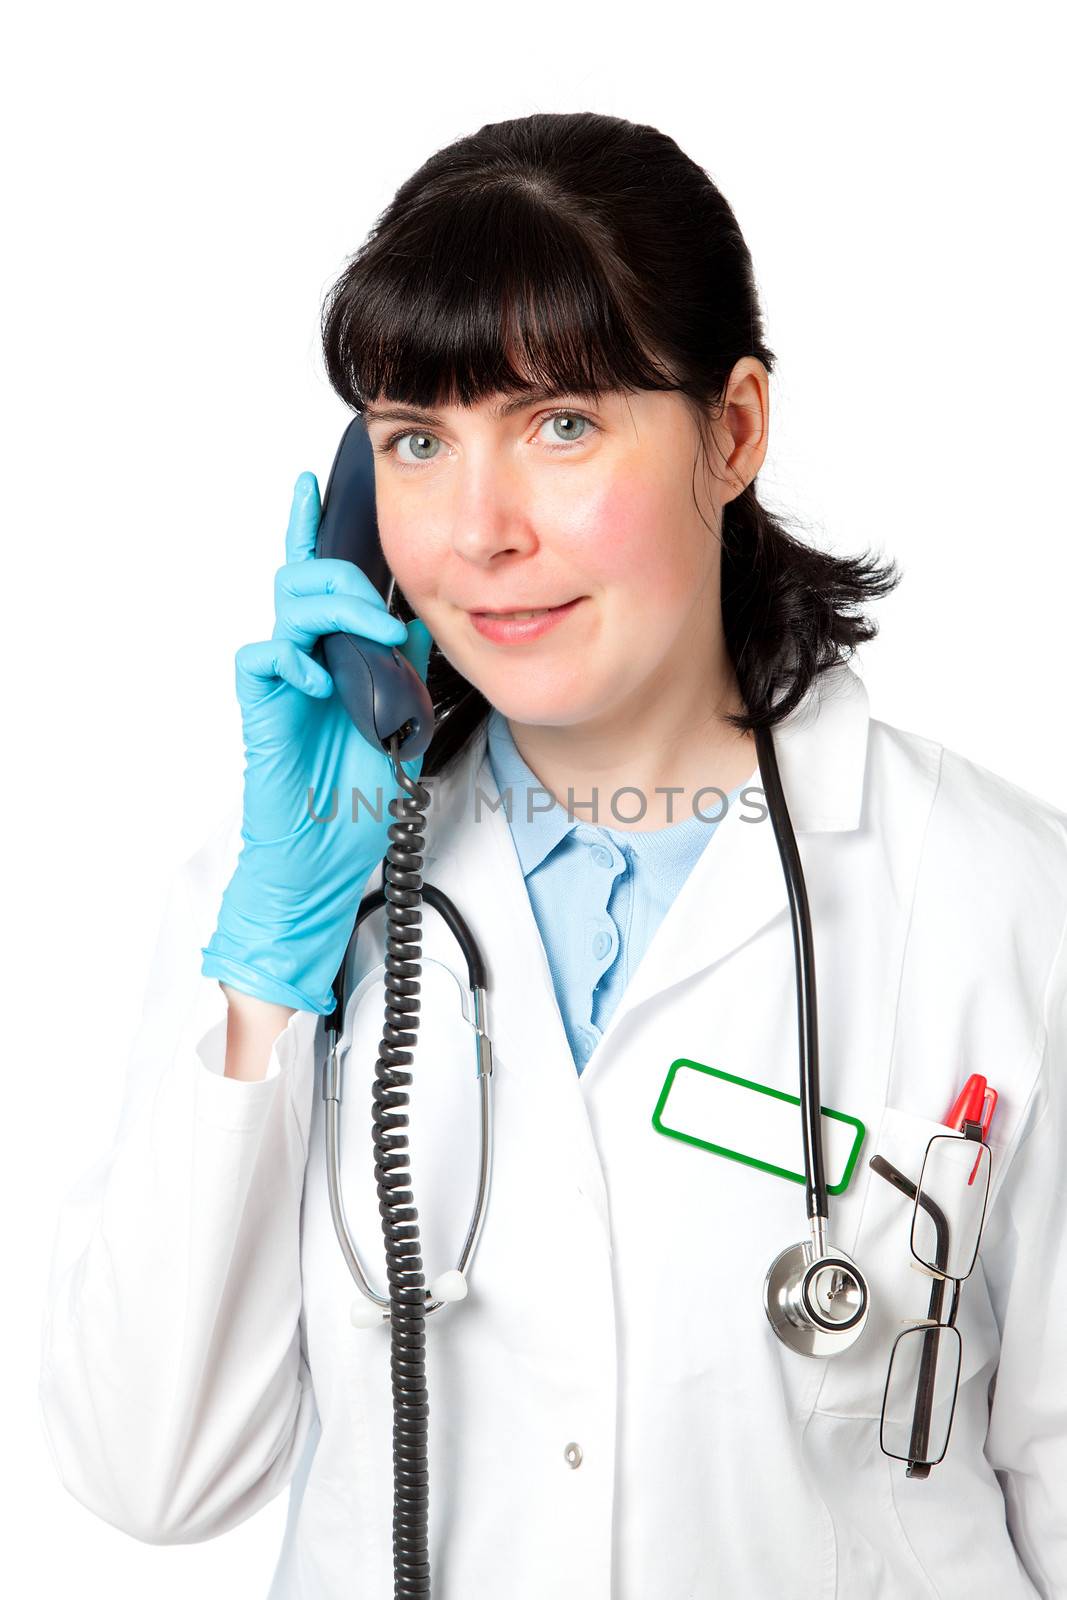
[448,449,538,567]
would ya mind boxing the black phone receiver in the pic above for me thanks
[314,415,434,763]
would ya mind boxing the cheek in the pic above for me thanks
[381,535,436,601]
[574,472,704,602]
[376,507,437,604]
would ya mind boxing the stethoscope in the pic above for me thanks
[321,719,869,1358]
[319,718,870,1595]
[755,721,871,1357]
[322,881,496,1329]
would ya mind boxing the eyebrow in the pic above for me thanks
[361,386,601,428]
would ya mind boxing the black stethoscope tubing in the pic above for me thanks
[752,721,829,1222]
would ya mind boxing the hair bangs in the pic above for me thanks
[321,181,680,414]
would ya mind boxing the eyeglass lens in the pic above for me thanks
[882,1323,962,1463]
[911,1134,991,1280]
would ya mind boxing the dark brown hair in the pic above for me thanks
[321,110,900,778]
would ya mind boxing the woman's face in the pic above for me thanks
[363,372,764,730]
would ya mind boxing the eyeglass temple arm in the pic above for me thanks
[867,1155,953,1269]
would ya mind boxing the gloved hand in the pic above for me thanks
[201,471,434,1014]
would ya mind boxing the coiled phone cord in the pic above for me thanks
[372,731,433,1598]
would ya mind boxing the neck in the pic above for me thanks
[503,640,757,833]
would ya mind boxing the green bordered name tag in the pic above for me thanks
[652,1057,866,1195]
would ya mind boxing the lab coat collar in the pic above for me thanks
[764,657,871,834]
[421,660,871,1070]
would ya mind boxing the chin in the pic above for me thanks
[443,637,609,729]
[482,691,603,730]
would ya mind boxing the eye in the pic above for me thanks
[391,431,442,466]
[536,411,598,449]
[375,408,599,471]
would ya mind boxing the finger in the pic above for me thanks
[285,473,321,567]
[275,555,394,612]
[235,638,333,704]
[396,616,434,684]
[272,591,408,653]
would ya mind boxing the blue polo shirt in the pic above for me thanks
[485,708,749,1075]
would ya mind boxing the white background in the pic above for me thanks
[7,1,1064,1591]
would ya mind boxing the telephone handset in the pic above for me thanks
[315,414,435,763]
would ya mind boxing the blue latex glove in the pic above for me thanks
[201,471,434,1013]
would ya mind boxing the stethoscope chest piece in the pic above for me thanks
[764,1237,870,1358]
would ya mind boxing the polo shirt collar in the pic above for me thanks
[485,707,756,880]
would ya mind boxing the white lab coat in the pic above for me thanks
[39,661,1067,1598]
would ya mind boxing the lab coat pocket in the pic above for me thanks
[812,1104,992,1423]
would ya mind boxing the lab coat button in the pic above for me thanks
[564,1441,583,1469]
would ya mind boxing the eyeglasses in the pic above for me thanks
[868,1123,992,1478]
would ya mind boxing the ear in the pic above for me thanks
[396,616,434,684]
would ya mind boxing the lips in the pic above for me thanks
[469,600,577,616]
[467,596,585,643]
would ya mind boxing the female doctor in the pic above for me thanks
[39,111,1067,1598]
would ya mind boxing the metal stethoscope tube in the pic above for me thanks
[322,892,496,1325]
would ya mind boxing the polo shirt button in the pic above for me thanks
[591,845,614,867]
[564,1441,583,1469]
[592,930,611,959]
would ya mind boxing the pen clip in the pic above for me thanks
[979,1085,998,1141]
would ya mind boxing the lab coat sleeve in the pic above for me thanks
[983,893,1067,1597]
[37,808,323,1545]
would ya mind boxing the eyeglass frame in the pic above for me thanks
[867,1118,992,1479]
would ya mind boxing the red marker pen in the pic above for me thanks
[944,1072,998,1185]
